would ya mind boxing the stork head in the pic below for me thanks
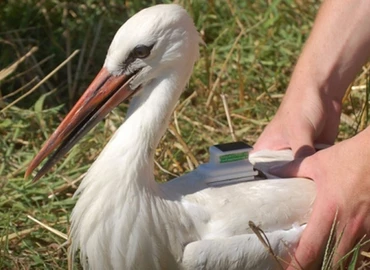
[106,4,200,88]
[26,4,201,181]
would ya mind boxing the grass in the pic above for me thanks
[0,0,369,269]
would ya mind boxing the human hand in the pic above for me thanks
[270,129,370,269]
[253,84,342,158]
[253,0,370,159]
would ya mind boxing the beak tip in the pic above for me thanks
[24,169,43,183]
[26,67,131,184]
[24,169,32,179]
[25,159,37,178]
[25,160,42,182]
[32,175,41,183]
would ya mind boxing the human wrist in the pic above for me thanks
[284,0,370,106]
[280,68,342,130]
[286,55,345,106]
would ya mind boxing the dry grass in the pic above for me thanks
[0,0,369,269]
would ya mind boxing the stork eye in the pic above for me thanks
[132,44,153,59]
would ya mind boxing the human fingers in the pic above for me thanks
[269,156,332,269]
[253,123,316,157]
[253,128,316,161]
[333,215,369,267]
[290,132,316,159]
[269,154,313,178]
[287,198,335,270]
[333,224,358,267]
[252,123,289,153]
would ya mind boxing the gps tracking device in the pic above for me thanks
[195,141,265,186]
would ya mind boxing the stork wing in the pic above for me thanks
[182,224,305,270]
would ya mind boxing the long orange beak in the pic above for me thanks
[26,67,139,182]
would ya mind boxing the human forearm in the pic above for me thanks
[254,0,370,153]
[255,3,370,264]
[287,0,370,102]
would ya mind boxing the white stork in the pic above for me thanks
[26,4,315,270]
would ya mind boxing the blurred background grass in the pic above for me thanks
[0,0,369,269]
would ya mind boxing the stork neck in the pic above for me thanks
[124,70,186,149]
[104,68,189,189]
[131,75,184,142]
[71,64,196,270]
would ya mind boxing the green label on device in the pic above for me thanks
[219,152,248,163]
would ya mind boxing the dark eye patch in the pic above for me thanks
[121,43,155,73]
[132,44,154,59]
